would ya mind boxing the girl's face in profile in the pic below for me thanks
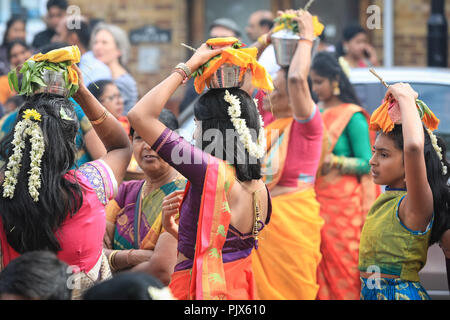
[369,133,406,189]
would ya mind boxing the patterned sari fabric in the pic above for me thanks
[252,117,324,300]
[0,159,117,299]
[360,277,430,300]
[147,127,270,300]
[106,177,186,250]
[168,159,256,300]
[315,104,380,300]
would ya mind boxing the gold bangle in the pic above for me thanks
[90,108,109,125]
[127,249,134,266]
[257,34,268,46]
[108,250,119,271]
[298,36,314,45]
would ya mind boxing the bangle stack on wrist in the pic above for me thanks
[173,63,192,84]
[257,34,271,46]
[108,250,119,272]
[331,155,344,170]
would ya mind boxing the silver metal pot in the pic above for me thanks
[207,63,244,89]
[272,29,321,67]
[34,69,69,97]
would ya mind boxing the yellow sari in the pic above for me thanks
[251,118,324,300]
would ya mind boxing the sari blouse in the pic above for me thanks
[152,128,272,271]
[0,159,117,273]
[106,177,187,250]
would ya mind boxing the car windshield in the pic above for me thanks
[353,82,450,156]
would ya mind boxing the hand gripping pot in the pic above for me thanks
[271,28,320,67]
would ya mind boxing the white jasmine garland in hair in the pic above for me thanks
[2,110,45,202]
[427,128,447,176]
[225,90,265,159]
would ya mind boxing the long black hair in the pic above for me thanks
[6,39,30,62]
[386,124,450,245]
[194,88,262,182]
[0,94,83,254]
[0,250,71,300]
[335,23,366,58]
[311,51,362,106]
[87,79,114,101]
[130,108,179,138]
[1,16,26,46]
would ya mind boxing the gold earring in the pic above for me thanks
[268,95,274,115]
[333,82,341,96]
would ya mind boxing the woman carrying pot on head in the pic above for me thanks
[0,53,132,299]
[249,10,325,300]
[127,38,273,300]
[310,51,380,300]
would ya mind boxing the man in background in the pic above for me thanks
[32,0,68,49]
[246,10,279,79]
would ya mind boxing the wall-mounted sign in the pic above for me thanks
[138,46,160,73]
[130,25,172,44]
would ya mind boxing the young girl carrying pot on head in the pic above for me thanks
[359,82,450,300]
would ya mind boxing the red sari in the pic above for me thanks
[315,104,380,300]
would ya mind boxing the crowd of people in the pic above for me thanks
[0,0,449,301]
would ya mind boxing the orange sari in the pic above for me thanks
[168,158,258,300]
[315,104,380,300]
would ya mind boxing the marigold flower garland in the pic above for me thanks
[224,90,265,159]
[2,109,45,202]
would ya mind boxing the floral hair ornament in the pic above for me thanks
[2,109,45,202]
[225,90,266,159]
[426,128,448,176]
[7,45,81,98]
[191,37,274,94]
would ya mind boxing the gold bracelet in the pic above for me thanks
[127,249,134,266]
[108,250,119,271]
[298,36,314,45]
[90,108,109,125]
[257,34,269,46]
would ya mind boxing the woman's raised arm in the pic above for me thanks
[389,83,433,232]
[127,44,223,148]
[72,65,132,185]
[287,11,315,120]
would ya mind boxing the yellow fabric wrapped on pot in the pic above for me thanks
[31,45,81,64]
[29,45,81,86]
